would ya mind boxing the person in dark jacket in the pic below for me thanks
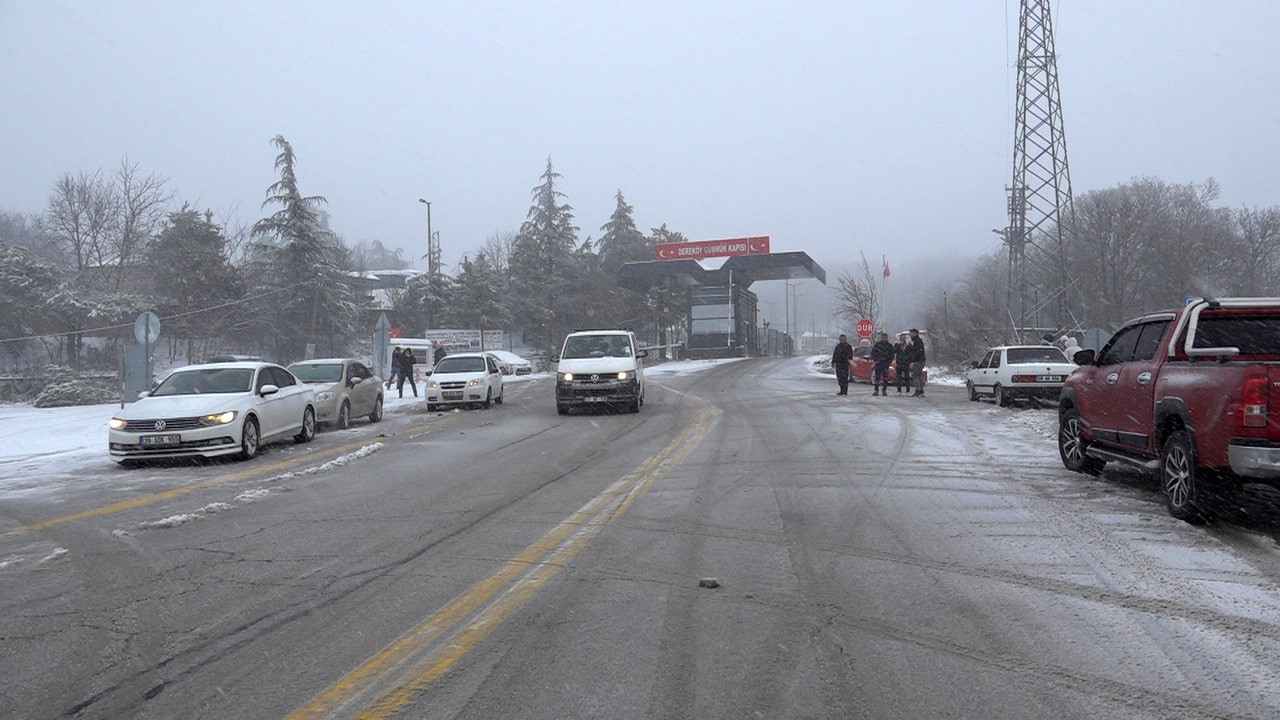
[894,334,912,394]
[398,348,418,398]
[433,341,449,366]
[908,328,927,397]
[870,332,895,396]
[386,347,402,389]
[832,334,854,396]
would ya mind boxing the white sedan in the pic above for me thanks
[487,349,533,375]
[965,345,1078,406]
[108,362,316,463]
[425,352,504,410]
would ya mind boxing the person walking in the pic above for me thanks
[832,334,854,396]
[433,341,449,367]
[894,334,912,394]
[398,348,418,398]
[908,328,927,397]
[870,332,895,396]
[385,347,402,389]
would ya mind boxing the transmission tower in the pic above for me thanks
[1003,0,1076,336]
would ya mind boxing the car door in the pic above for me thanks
[1107,319,1172,454]
[486,355,503,397]
[984,349,1003,391]
[265,366,302,437]
[348,362,376,415]
[971,350,994,391]
[1075,321,1166,452]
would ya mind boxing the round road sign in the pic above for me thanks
[855,318,875,338]
[134,311,160,345]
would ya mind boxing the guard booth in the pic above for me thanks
[618,238,825,360]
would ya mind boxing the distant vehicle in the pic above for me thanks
[108,362,316,463]
[965,345,1076,406]
[425,352,504,410]
[553,330,646,414]
[487,350,533,375]
[1060,298,1280,523]
[206,353,265,363]
[287,358,384,429]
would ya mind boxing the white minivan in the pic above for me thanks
[553,330,647,414]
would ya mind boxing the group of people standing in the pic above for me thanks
[832,328,927,397]
[384,342,450,399]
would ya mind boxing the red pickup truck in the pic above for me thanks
[1058,298,1280,523]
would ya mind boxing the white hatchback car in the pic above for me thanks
[425,352,505,410]
[962,343,1075,404]
[108,362,316,463]
[965,345,1078,406]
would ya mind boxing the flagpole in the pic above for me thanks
[881,255,889,333]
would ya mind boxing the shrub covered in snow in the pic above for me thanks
[33,368,116,408]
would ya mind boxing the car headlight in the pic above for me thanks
[198,411,238,427]
[560,372,574,381]
[108,417,126,430]
[617,371,629,380]
[467,378,482,387]
[429,380,439,389]
[316,391,335,402]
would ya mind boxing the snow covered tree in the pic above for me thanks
[597,191,650,272]
[833,252,882,332]
[0,244,64,362]
[646,224,690,354]
[147,206,243,361]
[448,252,509,333]
[508,158,584,353]
[250,135,361,360]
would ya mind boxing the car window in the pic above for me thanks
[436,356,487,373]
[990,351,1001,368]
[487,357,499,373]
[1098,324,1143,365]
[269,366,296,387]
[1131,320,1171,362]
[1192,314,1280,354]
[976,351,992,369]
[352,362,372,379]
[1006,347,1069,364]
[290,363,344,383]
[255,368,272,392]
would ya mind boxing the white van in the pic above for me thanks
[553,330,647,414]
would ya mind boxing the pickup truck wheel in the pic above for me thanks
[1058,408,1104,476]
[1161,430,1208,524]
[966,381,978,402]
[994,384,1010,407]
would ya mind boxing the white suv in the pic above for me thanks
[554,331,647,414]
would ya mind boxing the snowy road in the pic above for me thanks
[1,357,1279,719]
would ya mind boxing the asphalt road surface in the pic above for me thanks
[3,358,1279,719]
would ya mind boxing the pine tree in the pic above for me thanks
[147,206,243,360]
[250,135,361,360]
[448,252,509,332]
[508,158,583,352]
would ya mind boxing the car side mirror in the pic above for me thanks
[349,377,362,387]
[636,349,648,358]
[259,384,280,396]
[138,390,150,399]
[550,355,560,363]
[1073,349,1095,365]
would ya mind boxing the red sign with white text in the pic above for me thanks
[655,235,770,261]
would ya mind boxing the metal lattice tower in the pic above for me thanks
[1004,0,1076,335]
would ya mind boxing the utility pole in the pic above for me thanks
[1003,0,1076,338]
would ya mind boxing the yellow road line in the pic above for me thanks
[288,394,716,720]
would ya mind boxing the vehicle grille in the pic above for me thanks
[439,381,466,389]
[120,417,204,433]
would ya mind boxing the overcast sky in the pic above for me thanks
[2,0,1277,291]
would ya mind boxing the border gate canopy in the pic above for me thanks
[617,251,827,293]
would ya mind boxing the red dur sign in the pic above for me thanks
[655,235,770,261]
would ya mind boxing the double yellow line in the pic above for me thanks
[289,390,716,720]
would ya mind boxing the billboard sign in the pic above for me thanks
[656,235,770,261]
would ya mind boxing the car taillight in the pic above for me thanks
[1011,374,1035,383]
[1241,376,1268,428]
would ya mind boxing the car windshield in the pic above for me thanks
[1006,347,1069,364]
[151,368,254,396]
[435,357,486,374]
[289,363,344,383]
[561,336,631,359]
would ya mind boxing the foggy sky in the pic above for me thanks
[2,0,1277,315]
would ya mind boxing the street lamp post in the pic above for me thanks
[417,198,436,276]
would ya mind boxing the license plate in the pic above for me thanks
[443,391,463,400]
[583,396,609,403]
[1035,375,1061,382]
[140,434,181,447]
